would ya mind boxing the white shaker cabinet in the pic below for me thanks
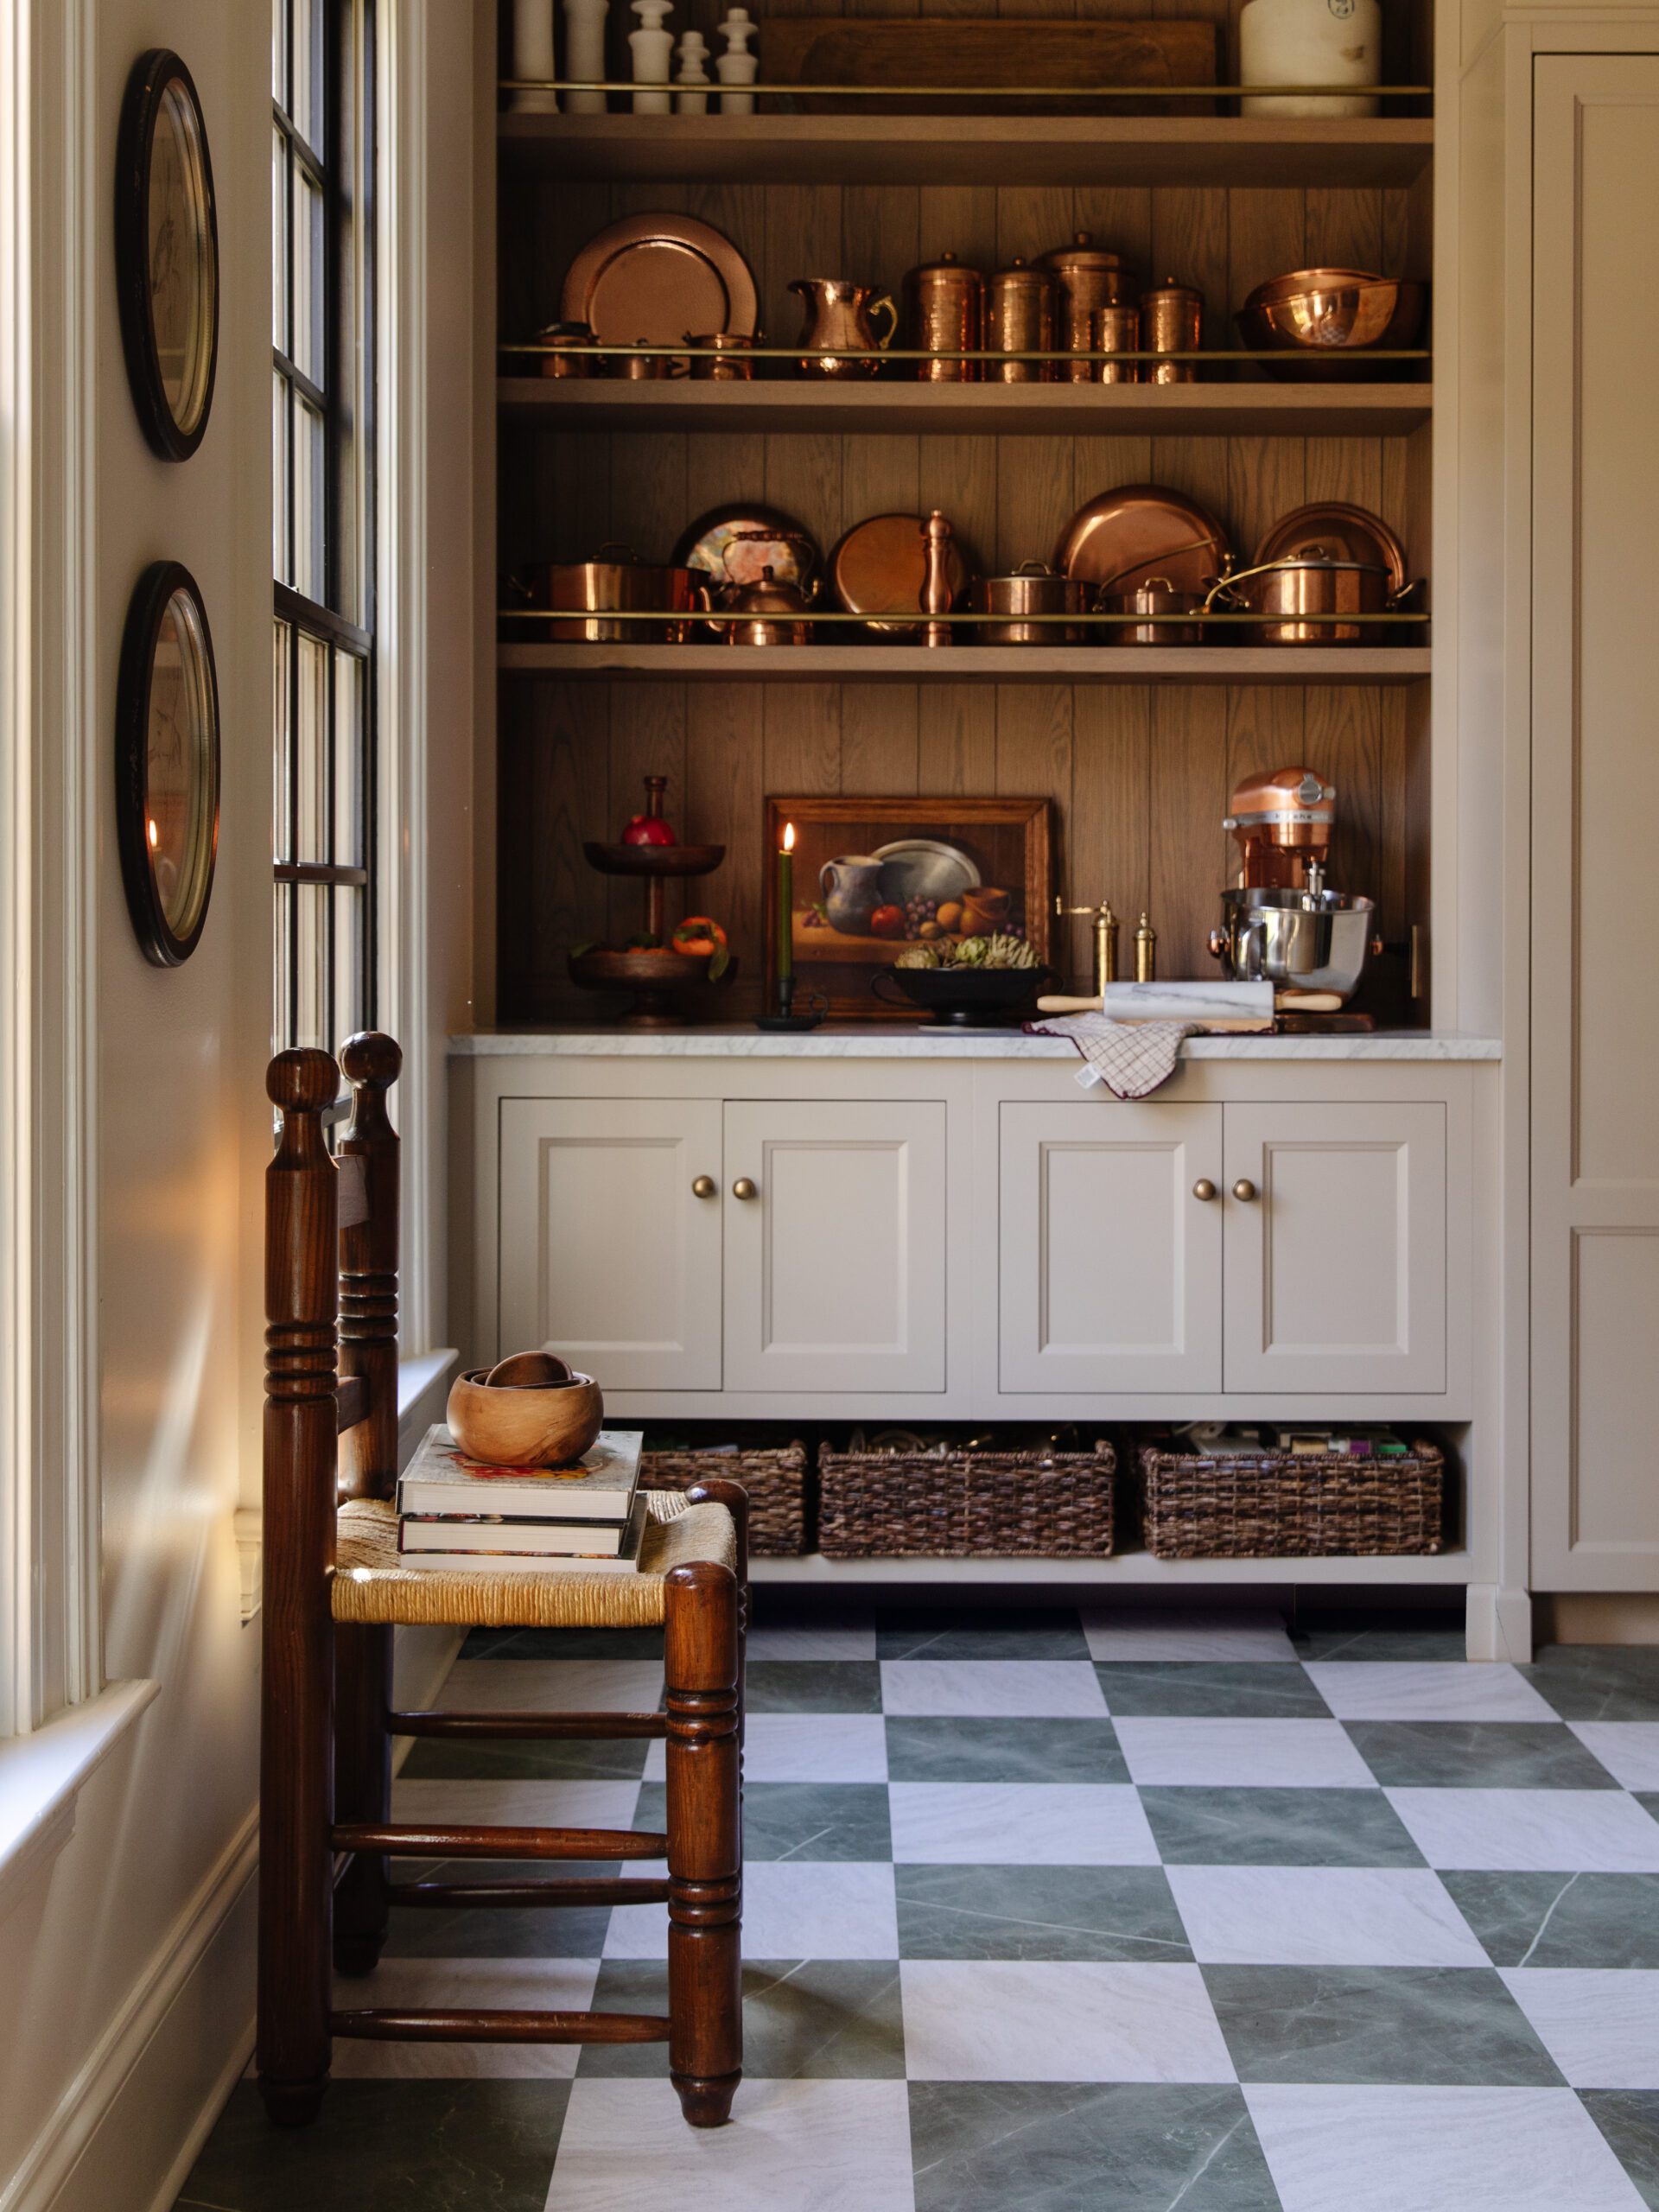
[722,1099,947,1393]
[1222,1103,1446,1395]
[998,1103,1224,1393]
[1529,55,1659,1588]
[499,1096,724,1389]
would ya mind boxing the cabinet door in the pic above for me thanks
[498,1097,722,1390]
[999,1103,1223,1393]
[1222,1103,1445,1394]
[721,1100,946,1392]
[1531,58,1659,1586]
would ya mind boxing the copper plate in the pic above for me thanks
[1255,502,1407,594]
[671,504,820,593]
[560,213,760,351]
[830,512,969,635]
[1056,484,1231,596]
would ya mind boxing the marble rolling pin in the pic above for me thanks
[1035,980,1280,1027]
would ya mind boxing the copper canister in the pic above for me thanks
[536,321,595,378]
[1093,304,1141,385]
[1141,280,1203,384]
[986,257,1054,383]
[1039,232,1136,385]
[904,251,985,383]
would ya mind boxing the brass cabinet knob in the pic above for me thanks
[1232,1178,1259,1202]
[691,1175,716,1199]
[732,1177,758,1201]
[1192,1179,1217,1202]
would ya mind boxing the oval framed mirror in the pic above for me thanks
[116,48,219,461]
[116,563,220,966]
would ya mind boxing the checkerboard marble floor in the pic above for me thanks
[176,1607,1659,2212]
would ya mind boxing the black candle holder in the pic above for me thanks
[755,975,824,1033]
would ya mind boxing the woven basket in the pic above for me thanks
[641,1440,810,1556]
[1138,1440,1446,1559]
[818,1440,1116,1558]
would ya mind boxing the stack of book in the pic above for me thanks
[396,1426,646,1573]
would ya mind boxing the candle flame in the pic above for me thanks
[782,822,795,852]
[147,817,159,848]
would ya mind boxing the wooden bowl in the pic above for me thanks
[446,1365,604,1468]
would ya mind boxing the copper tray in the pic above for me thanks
[830,512,970,637]
[560,214,760,353]
[1056,484,1231,597]
[1255,502,1408,595]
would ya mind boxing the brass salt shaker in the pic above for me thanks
[1141,279,1203,384]
[1092,303,1141,385]
[904,251,985,384]
[986,257,1055,384]
[1135,912,1158,982]
[920,511,955,646]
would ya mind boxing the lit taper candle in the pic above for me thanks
[778,822,795,1001]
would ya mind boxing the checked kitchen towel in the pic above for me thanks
[1025,1012,1202,1099]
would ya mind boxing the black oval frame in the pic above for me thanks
[116,562,221,967]
[115,48,219,462]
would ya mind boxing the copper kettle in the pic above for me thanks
[711,531,818,643]
[791,277,899,378]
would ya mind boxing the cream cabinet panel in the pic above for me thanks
[721,1100,947,1392]
[1531,58,1659,1585]
[1223,1103,1446,1395]
[498,1097,723,1390]
[999,1103,1223,1393]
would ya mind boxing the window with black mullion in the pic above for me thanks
[272,0,375,1056]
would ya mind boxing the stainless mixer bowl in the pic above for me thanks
[1210,887,1380,1001]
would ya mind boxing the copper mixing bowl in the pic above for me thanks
[1236,270,1427,381]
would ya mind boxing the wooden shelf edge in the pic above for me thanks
[498,643,1433,685]
[749,1548,1474,1586]
[498,377,1433,437]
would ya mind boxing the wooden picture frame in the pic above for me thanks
[116,48,219,461]
[766,795,1052,1020]
[116,562,221,966]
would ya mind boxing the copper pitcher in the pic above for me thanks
[791,277,899,379]
[904,250,985,384]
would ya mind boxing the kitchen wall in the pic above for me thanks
[0,7,480,2210]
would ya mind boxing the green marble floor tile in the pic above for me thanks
[1439,1872,1659,1967]
[400,1733,650,1783]
[1290,1618,1467,1662]
[1580,2091,1659,2209]
[636,1780,892,1860]
[896,1863,1191,1961]
[381,1859,619,1958]
[1520,1647,1659,1723]
[884,1715,1128,1785]
[745,1660,883,1713]
[1139,1787,1427,1866]
[575,1960,906,2078]
[1343,1720,1622,1790]
[875,1607,1089,1661]
[1205,1964,1566,2087]
[1097,1662,1332,1719]
[461,1625,664,1662]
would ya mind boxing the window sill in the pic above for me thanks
[0,1678,159,1929]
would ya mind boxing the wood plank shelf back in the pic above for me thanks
[497,643,1433,684]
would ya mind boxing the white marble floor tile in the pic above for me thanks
[391,1777,643,1832]
[331,1956,600,2077]
[436,1657,665,1714]
[1166,1865,1489,1967]
[888,1782,1160,1866]
[746,1621,878,1661]
[545,2078,917,2212]
[1244,2084,1647,2212]
[1114,1717,1377,1789]
[1080,1605,1300,1662]
[900,1960,1235,2083]
[642,1713,888,1784]
[1385,1787,1659,1872]
[1498,1969,1659,2088]
[880,1658,1108,1719]
[602,1859,898,1961]
[1306,1661,1558,1723]
[1568,1722,1659,1791]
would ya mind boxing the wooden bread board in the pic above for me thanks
[760,18,1219,116]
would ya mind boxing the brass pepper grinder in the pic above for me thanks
[1135,912,1157,982]
[921,511,955,646]
[1055,894,1119,996]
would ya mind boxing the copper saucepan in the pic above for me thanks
[969,561,1088,645]
[1203,549,1420,645]
[511,544,702,643]
[1097,574,1206,645]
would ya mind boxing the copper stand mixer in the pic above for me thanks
[1208,766,1382,1006]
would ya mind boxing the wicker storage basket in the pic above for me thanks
[641,1439,810,1556]
[1138,1440,1446,1559]
[818,1440,1116,1558]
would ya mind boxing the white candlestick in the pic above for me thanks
[510,0,559,112]
[629,0,674,114]
[675,29,710,114]
[1239,0,1382,118]
[715,7,757,115]
[563,0,608,112]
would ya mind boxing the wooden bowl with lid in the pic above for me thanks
[446,1363,605,1468]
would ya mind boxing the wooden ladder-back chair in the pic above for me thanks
[259,1034,747,2128]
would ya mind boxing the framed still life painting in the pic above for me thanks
[765,796,1053,1020]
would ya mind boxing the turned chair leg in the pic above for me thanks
[664,1561,743,2126]
[334,1621,393,1975]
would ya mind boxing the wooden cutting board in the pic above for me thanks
[762,18,1219,116]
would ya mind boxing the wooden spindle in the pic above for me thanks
[664,1560,743,2126]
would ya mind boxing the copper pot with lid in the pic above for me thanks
[903,250,985,383]
[969,561,1087,645]
[1204,548,1418,645]
[985,258,1055,383]
[1097,575,1206,645]
[1039,232,1138,384]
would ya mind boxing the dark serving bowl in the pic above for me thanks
[871,963,1052,1027]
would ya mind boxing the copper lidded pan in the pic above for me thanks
[1056,483,1231,598]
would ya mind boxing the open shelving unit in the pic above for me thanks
[499,642,1433,684]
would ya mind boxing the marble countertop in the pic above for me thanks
[450,1025,1503,1062]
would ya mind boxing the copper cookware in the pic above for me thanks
[830,511,970,637]
[1236,268,1427,381]
[985,258,1054,384]
[1056,484,1231,597]
[904,251,985,383]
[969,561,1087,645]
[1140,279,1203,384]
[1097,575,1205,645]
[536,321,595,378]
[673,504,820,594]
[1204,550,1415,645]
[791,277,899,378]
[1256,502,1408,594]
[709,529,817,643]
[1092,304,1140,385]
[1039,232,1137,384]
[513,545,701,643]
[686,332,756,379]
[562,213,760,358]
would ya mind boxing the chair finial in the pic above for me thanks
[340,1031,402,1086]
[268,1047,339,1114]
